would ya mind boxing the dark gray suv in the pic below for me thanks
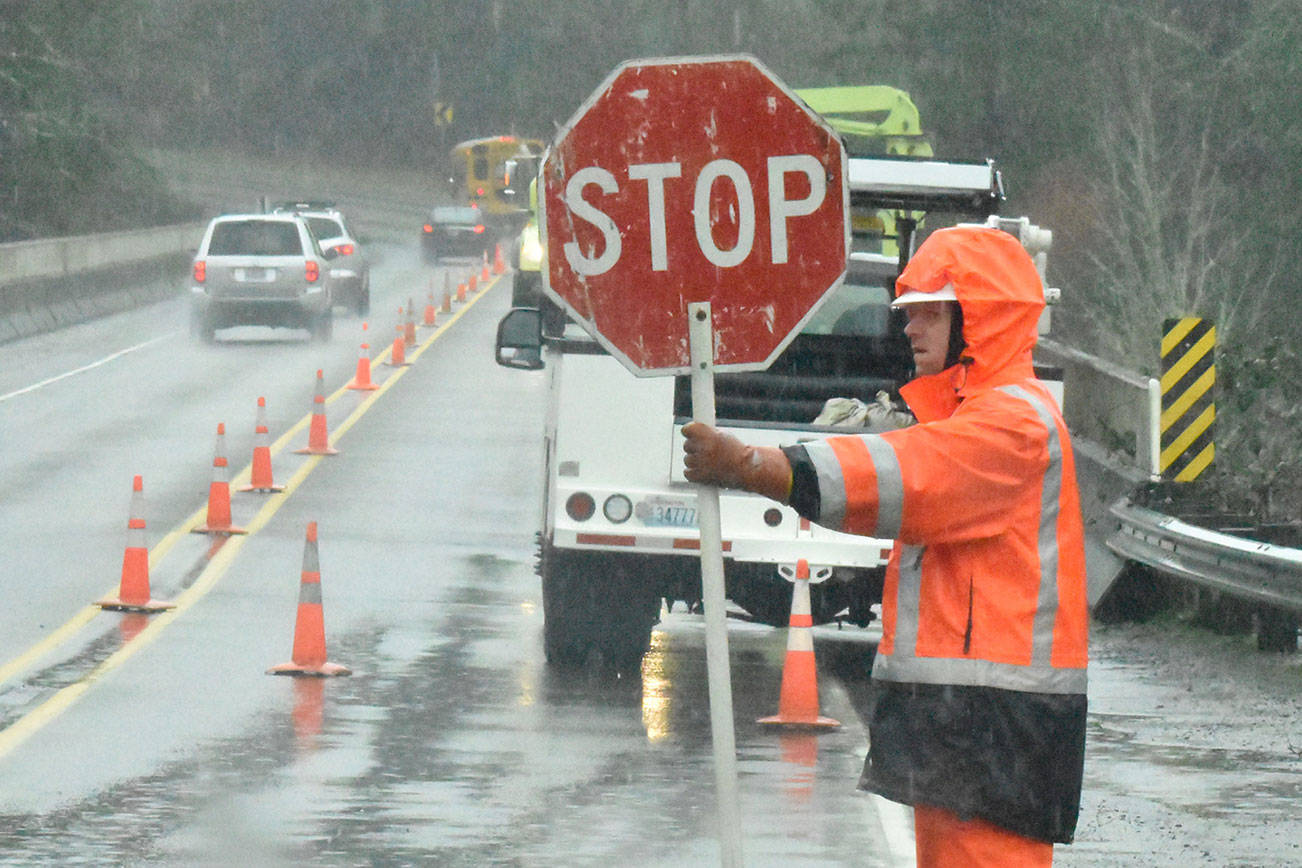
[189,214,334,342]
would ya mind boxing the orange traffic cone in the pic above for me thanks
[441,286,452,313]
[97,475,175,612]
[404,299,417,347]
[456,280,467,303]
[423,279,440,327]
[267,521,351,677]
[239,396,284,492]
[481,250,491,281]
[758,559,840,729]
[193,423,248,535]
[295,369,339,456]
[467,272,478,294]
[385,320,410,367]
[347,322,379,391]
[493,243,506,275]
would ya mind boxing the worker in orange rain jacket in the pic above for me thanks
[683,224,1088,866]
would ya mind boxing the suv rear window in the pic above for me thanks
[208,221,303,256]
[304,216,345,241]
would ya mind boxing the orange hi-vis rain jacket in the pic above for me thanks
[782,225,1088,844]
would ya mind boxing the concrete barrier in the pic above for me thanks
[0,223,205,287]
[0,223,204,343]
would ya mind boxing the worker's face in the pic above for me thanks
[902,301,955,377]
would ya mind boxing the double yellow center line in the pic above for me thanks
[0,275,501,759]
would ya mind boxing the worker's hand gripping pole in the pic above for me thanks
[687,302,744,868]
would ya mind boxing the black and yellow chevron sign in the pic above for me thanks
[1160,317,1215,481]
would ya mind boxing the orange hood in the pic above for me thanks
[895,225,1045,420]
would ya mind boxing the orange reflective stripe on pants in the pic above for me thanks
[914,804,1053,867]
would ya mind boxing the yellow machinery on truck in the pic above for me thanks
[794,85,934,256]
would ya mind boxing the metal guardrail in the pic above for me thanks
[1107,498,1302,615]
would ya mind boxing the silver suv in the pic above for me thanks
[189,214,334,342]
[272,202,370,316]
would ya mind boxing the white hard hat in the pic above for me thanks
[891,282,957,307]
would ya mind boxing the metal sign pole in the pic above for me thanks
[687,301,744,868]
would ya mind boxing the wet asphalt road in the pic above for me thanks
[0,250,909,866]
[1,233,1299,866]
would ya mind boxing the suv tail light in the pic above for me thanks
[422,224,434,233]
[473,224,486,234]
[334,243,354,256]
[305,260,319,283]
[193,260,206,283]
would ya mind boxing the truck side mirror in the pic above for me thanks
[495,307,544,370]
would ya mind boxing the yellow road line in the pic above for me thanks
[0,275,502,700]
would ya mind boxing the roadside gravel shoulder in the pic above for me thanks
[1063,619,1302,866]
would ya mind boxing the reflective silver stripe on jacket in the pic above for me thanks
[871,653,1087,693]
[803,435,903,537]
[873,382,1085,696]
[1002,383,1063,670]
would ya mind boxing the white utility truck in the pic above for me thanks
[496,155,1058,673]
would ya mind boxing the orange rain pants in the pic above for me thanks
[914,804,1053,867]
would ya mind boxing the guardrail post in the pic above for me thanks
[1147,377,1161,481]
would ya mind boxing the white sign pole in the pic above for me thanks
[687,301,744,868]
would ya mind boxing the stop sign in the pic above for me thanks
[540,55,848,375]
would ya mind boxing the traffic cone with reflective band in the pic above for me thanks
[267,521,351,677]
[97,475,175,613]
[239,396,284,492]
[758,559,840,729]
[481,250,491,281]
[346,322,379,391]
[193,423,248,535]
[423,279,439,327]
[493,243,506,275]
[404,299,417,347]
[295,369,339,455]
[386,321,410,367]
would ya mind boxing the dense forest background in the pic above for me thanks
[2,0,1298,513]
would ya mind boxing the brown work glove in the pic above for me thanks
[681,422,792,503]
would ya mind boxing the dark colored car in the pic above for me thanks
[420,205,493,265]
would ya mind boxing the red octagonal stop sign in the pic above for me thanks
[541,55,848,375]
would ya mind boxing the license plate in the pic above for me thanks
[636,499,697,528]
[235,268,274,282]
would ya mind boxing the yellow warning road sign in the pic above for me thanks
[1160,317,1215,481]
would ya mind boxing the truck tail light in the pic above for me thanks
[422,224,434,233]
[193,260,206,283]
[305,260,319,283]
[565,492,595,522]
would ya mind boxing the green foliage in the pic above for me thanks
[0,0,196,240]
[1214,337,1302,520]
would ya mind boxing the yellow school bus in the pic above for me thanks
[447,135,545,230]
